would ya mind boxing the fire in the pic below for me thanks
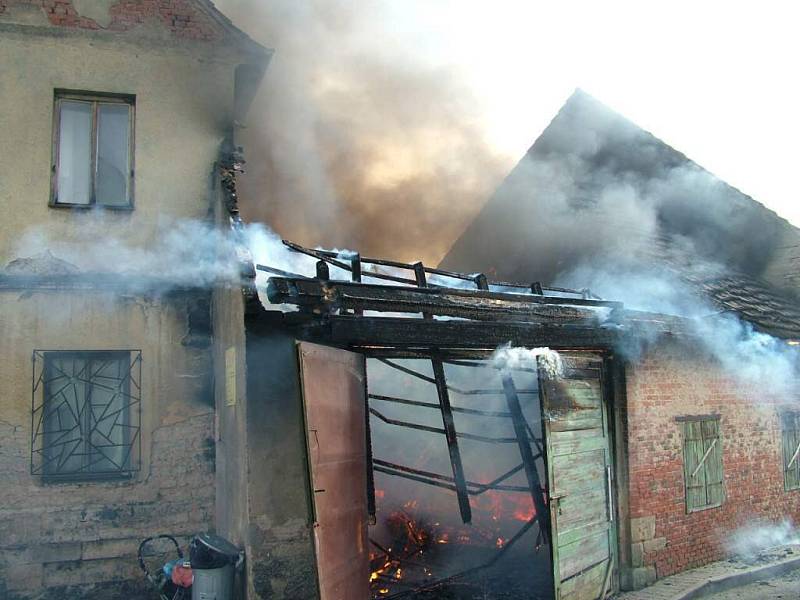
[368,495,541,597]
[470,487,537,524]
[369,469,546,597]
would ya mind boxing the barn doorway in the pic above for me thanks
[364,351,616,600]
[268,240,622,600]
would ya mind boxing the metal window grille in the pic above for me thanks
[31,350,142,481]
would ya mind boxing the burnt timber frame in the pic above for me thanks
[251,240,684,597]
[415,262,472,524]
[501,373,551,544]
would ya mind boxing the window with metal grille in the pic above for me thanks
[680,416,724,512]
[51,90,135,208]
[31,350,141,481]
[781,412,800,491]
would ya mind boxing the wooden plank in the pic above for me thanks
[549,416,604,432]
[501,373,550,543]
[704,421,725,506]
[556,489,609,534]
[559,529,610,580]
[550,434,609,457]
[551,451,607,496]
[786,415,800,490]
[431,357,472,524]
[322,316,620,349]
[267,276,624,314]
[559,559,609,600]
[558,518,611,547]
[790,422,800,489]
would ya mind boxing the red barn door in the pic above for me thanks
[298,342,370,600]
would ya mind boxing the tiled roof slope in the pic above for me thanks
[688,272,800,339]
[765,236,800,295]
[643,238,800,339]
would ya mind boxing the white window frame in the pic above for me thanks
[50,90,136,209]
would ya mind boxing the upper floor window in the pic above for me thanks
[781,412,800,491]
[680,415,724,512]
[31,350,142,481]
[51,91,135,208]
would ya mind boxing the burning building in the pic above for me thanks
[1,4,799,600]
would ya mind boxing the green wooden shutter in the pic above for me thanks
[682,418,723,511]
[783,413,800,491]
[702,419,724,506]
[683,421,706,511]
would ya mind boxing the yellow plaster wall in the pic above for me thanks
[0,24,241,265]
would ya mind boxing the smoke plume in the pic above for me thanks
[441,91,795,286]
[215,0,508,264]
[727,520,800,559]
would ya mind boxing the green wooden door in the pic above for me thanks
[541,354,615,600]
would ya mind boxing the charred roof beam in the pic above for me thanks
[266,276,622,323]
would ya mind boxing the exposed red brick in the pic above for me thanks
[625,342,800,578]
[3,0,222,40]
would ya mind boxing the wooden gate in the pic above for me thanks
[298,342,371,600]
[541,353,616,600]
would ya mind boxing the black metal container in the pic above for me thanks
[189,533,240,570]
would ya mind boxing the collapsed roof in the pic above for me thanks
[252,240,690,355]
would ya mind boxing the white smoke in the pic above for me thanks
[727,520,800,558]
[491,343,563,380]
[558,264,800,396]
[10,216,240,287]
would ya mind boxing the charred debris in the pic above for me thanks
[252,239,688,353]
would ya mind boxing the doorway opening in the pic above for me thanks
[366,355,553,599]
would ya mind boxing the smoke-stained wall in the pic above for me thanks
[0,288,215,599]
[0,4,269,597]
[242,327,319,600]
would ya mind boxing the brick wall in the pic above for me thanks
[624,340,800,585]
[0,412,215,599]
[0,0,222,40]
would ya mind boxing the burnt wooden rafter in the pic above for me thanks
[279,239,589,297]
[414,264,472,524]
[267,277,620,323]
[501,373,551,544]
[316,315,622,349]
[256,241,694,352]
